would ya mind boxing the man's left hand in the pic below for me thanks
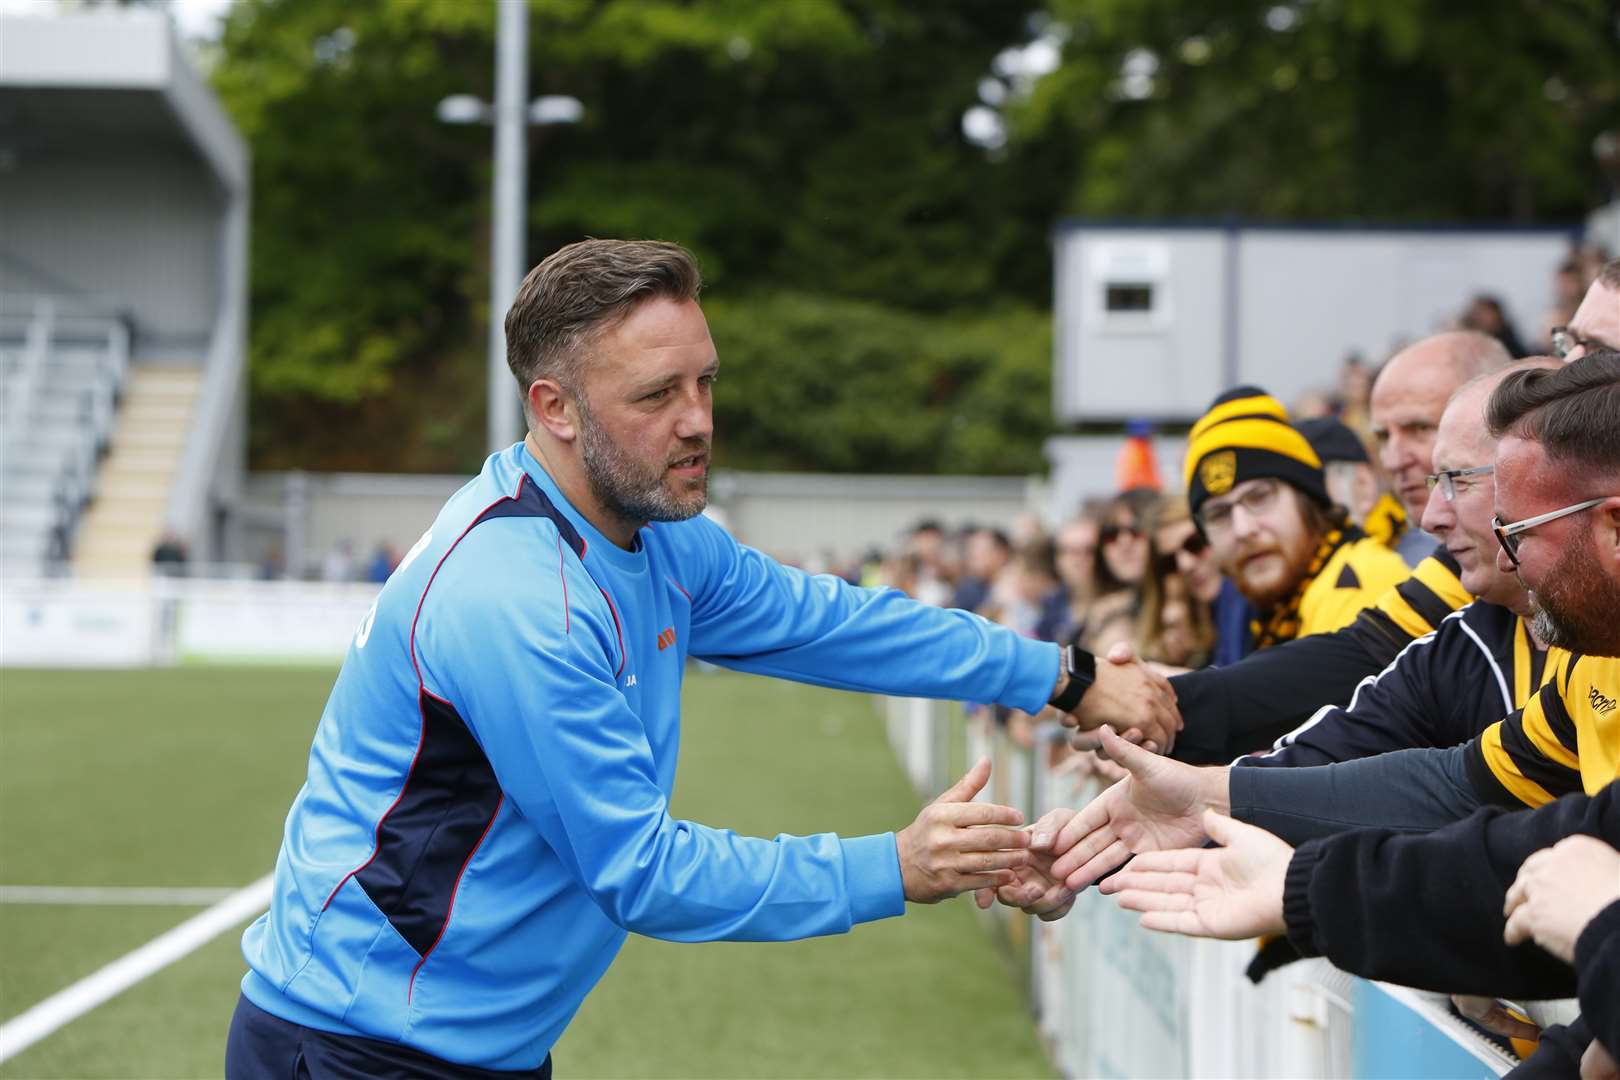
[1503,834,1620,963]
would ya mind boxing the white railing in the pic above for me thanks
[0,576,379,668]
[52,316,130,552]
[881,696,1569,1079]
[0,302,132,572]
[1,297,53,439]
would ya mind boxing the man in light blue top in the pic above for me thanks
[227,239,1176,1078]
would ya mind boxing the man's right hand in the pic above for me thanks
[1045,727,1225,890]
[1057,643,1182,754]
[1102,809,1292,939]
[896,757,1031,903]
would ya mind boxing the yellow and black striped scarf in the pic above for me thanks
[1250,522,1354,649]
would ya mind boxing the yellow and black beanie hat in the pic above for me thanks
[1184,386,1328,517]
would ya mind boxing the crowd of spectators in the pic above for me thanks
[857,255,1619,1076]
[1013,258,1617,1078]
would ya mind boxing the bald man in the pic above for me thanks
[1369,331,1512,564]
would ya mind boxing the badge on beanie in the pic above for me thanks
[1200,450,1237,496]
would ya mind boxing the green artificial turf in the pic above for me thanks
[0,666,1054,1079]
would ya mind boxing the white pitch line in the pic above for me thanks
[0,874,272,1065]
[0,885,240,906]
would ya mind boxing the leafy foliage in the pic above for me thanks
[1011,0,1620,222]
[705,293,1051,474]
[214,0,1051,472]
[210,0,1617,473]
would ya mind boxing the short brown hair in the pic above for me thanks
[1600,258,1620,290]
[504,239,702,406]
[1486,347,1620,477]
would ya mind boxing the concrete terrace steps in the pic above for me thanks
[71,364,202,580]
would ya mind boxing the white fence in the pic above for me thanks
[0,577,377,667]
[881,696,1572,1079]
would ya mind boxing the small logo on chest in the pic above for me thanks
[656,627,677,651]
[625,674,638,687]
[1592,686,1617,717]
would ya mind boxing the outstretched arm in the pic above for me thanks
[1109,785,1620,999]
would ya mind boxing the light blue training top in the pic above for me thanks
[239,443,1059,1070]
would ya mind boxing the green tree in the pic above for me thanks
[706,293,1050,474]
[212,0,1053,472]
[1007,0,1619,222]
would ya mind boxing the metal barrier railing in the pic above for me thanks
[0,299,131,572]
[879,694,1552,1079]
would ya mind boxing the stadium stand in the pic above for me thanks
[0,294,128,575]
[0,10,248,577]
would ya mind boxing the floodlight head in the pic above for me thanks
[529,96,585,126]
[437,94,491,125]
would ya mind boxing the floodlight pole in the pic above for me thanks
[488,0,528,454]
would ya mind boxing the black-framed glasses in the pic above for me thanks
[1491,497,1610,567]
[1197,478,1281,534]
[1550,326,1610,361]
[1425,464,1494,502]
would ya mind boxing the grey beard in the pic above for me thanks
[575,397,708,527]
[1529,572,1620,656]
[1530,605,1574,650]
[1531,599,1618,656]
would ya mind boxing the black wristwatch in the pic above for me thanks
[1047,644,1096,712]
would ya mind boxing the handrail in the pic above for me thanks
[2,297,53,440]
[882,695,1558,1078]
[0,299,131,577]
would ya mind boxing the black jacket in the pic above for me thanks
[1172,548,1469,764]
[1240,601,1550,769]
[1283,783,1619,1058]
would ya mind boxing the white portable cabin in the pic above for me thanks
[1044,221,1575,518]
[1053,221,1576,423]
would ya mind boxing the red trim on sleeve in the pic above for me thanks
[557,534,570,635]
[326,475,524,910]
[598,586,627,679]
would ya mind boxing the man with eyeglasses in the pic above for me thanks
[1236,358,1564,776]
[1180,387,1411,653]
[1369,331,1515,565]
[1550,258,1620,363]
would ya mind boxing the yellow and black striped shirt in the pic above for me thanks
[1294,535,1416,639]
[1467,653,1620,807]
[1362,551,1476,645]
[1171,546,1475,764]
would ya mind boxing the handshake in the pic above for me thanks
[897,722,1194,919]
[895,641,1225,914]
[893,755,1080,916]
